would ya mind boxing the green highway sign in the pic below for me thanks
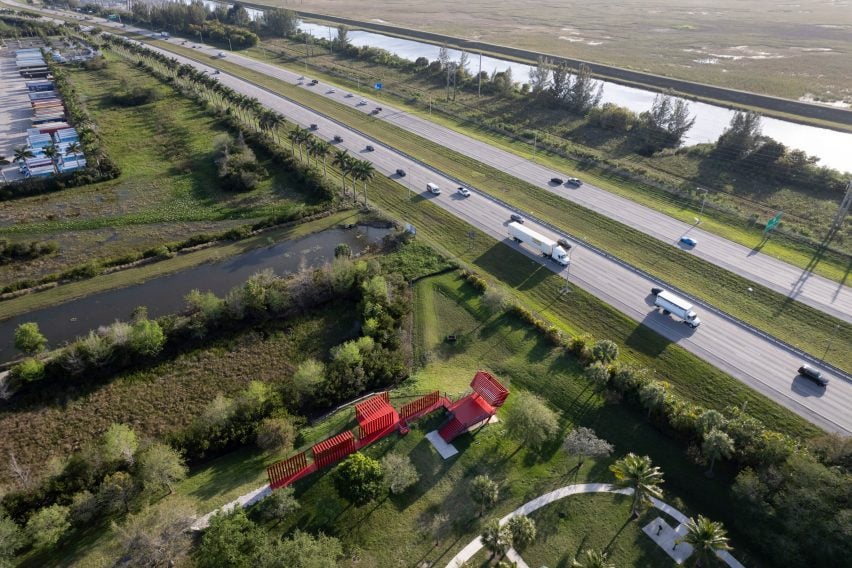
[764,212,783,232]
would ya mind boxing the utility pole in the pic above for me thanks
[818,324,841,368]
[829,180,851,236]
[478,51,482,97]
[533,131,537,162]
[304,35,308,73]
[696,187,708,221]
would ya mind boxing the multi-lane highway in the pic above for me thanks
[13,6,852,432]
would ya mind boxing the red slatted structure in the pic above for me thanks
[267,451,308,489]
[355,393,400,445]
[312,431,355,469]
[400,391,444,422]
[439,370,509,443]
[471,370,509,407]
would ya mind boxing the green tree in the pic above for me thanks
[503,391,561,451]
[0,513,25,566]
[696,409,726,436]
[469,474,499,517]
[590,339,619,364]
[291,358,325,407]
[482,286,511,314]
[480,519,512,561]
[14,322,46,355]
[702,428,735,477]
[679,515,732,567]
[333,453,384,506]
[98,471,138,514]
[584,362,611,392]
[113,496,196,567]
[562,427,614,470]
[257,486,300,524]
[129,318,165,357]
[262,7,297,37]
[334,25,350,49]
[381,453,420,495]
[101,423,138,466]
[639,381,670,419]
[196,509,268,568]
[274,530,344,567]
[572,548,615,568]
[255,416,296,453]
[716,110,762,160]
[334,243,352,258]
[69,490,100,526]
[138,443,188,495]
[26,504,70,549]
[10,357,45,383]
[610,453,664,519]
[506,514,536,550]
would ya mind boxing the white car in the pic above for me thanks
[457,186,471,197]
[358,99,367,105]
[328,88,336,94]
[217,51,226,58]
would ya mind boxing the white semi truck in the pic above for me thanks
[508,222,570,266]
[651,288,701,328]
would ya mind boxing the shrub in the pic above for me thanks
[26,504,70,549]
[13,322,46,355]
[333,453,384,506]
[10,357,45,383]
[590,339,619,364]
[381,453,419,495]
[129,318,165,357]
[255,417,296,453]
[481,286,511,314]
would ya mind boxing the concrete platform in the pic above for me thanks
[642,517,693,564]
[426,430,459,459]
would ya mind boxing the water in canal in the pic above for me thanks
[0,226,390,363]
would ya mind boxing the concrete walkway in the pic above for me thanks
[445,483,745,568]
[190,484,271,531]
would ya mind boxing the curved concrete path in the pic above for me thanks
[445,483,744,568]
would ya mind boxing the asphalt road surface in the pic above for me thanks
[21,7,852,433]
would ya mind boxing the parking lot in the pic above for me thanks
[0,40,47,182]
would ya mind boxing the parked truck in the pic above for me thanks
[651,288,701,328]
[508,222,570,266]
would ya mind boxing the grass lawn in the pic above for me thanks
[0,53,324,285]
[126,39,852,374]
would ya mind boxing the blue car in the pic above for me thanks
[679,236,698,247]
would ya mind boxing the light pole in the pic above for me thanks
[696,187,708,221]
[818,324,841,368]
[533,131,537,162]
[228,37,232,51]
[478,51,482,97]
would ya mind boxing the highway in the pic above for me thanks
[150,32,852,325]
[17,7,852,432]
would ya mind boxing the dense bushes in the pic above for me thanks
[109,84,159,107]
[0,239,58,266]
[214,132,267,192]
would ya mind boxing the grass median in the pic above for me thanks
[103,38,852,374]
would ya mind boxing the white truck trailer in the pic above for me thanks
[651,289,701,328]
[508,222,570,266]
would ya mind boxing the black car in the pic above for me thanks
[333,135,343,143]
[309,79,319,85]
[650,287,663,296]
[557,238,572,250]
[365,145,375,152]
[395,168,406,177]
[309,124,318,130]
[798,365,829,387]
[510,213,524,223]
[550,177,564,185]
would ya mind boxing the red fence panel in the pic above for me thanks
[471,370,509,407]
[312,431,356,470]
[358,409,397,439]
[267,451,308,489]
[400,391,441,421]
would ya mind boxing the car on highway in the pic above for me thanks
[310,79,319,85]
[567,177,583,186]
[426,182,442,195]
[650,287,663,296]
[395,169,406,177]
[550,177,564,185]
[345,93,353,98]
[358,99,367,105]
[333,135,343,143]
[458,187,471,197]
[310,124,318,130]
[798,365,829,387]
[217,51,226,58]
[510,213,524,223]
[365,145,375,152]
[557,238,572,250]
[327,88,336,93]
[679,236,698,247]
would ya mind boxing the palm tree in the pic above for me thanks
[42,144,59,174]
[313,139,331,178]
[332,149,353,196]
[572,549,615,568]
[702,428,734,477]
[609,453,664,519]
[480,519,511,562]
[13,145,34,165]
[679,515,731,567]
[65,141,82,157]
[351,159,375,207]
[639,381,670,419]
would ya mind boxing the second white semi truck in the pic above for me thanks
[651,288,701,328]
[508,222,570,266]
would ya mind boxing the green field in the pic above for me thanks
[0,53,322,286]
[130,39,851,374]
